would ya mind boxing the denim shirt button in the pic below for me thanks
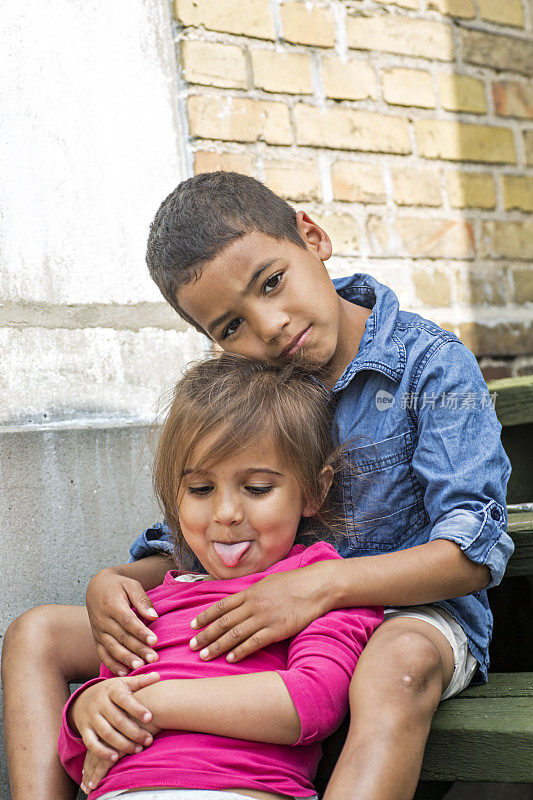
[490,506,501,521]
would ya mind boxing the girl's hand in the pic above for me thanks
[81,750,115,794]
[189,564,331,662]
[69,672,161,759]
[86,568,160,674]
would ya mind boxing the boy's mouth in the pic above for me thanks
[212,540,252,567]
[280,327,311,360]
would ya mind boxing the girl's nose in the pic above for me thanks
[212,491,244,526]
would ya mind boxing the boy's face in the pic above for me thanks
[177,212,353,384]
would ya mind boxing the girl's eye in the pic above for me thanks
[188,485,212,495]
[246,485,273,495]
[221,318,242,340]
[264,272,282,294]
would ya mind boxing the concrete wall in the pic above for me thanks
[0,0,203,425]
[0,1,202,795]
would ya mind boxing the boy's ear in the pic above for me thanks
[296,211,332,262]
[302,465,334,517]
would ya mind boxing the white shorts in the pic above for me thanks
[98,792,268,800]
[383,605,478,700]
[99,790,317,800]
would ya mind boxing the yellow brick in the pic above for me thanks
[181,41,247,89]
[415,120,516,163]
[280,2,335,47]
[459,320,533,357]
[382,69,435,109]
[481,221,533,260]
[456,269,506,306]
[174,0,275,39]
[447,171,495,209]
[512,269,533,304]
[331,162,386,203]
[396,218,474,258]
[392,167,442,206]
[413,268,452,306]
[263,159,321,201]
[426,0,475,18]
[187,96,292,145]
[251,50,313,95]
[368,216,474,258]
[502,176,533,212]
[194,151,256,176]
[294,105,411,154]
[322,57,377,102]
[479,0,524,27]
[493,81,533,119]
[347,14,454,61]
[311,213,360,254]
[374,0,419,8]
[438,74,487,114]
[525,132,533,166]
[461,30,533,76]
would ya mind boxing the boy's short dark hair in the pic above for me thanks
[146,171,305,332]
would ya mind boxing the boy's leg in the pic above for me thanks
[2,604,100,800]
[322,616,455,800]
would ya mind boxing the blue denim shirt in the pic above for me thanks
[129,273,513,681]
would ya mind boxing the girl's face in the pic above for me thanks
[178,431,315,580]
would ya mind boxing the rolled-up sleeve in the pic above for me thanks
[411,341,513,588]
[128,521,174,562]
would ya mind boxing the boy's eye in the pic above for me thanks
[246,485,273,495]
[264,272,282,294]
[221,318,242,340]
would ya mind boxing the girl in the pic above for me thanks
[58,354,382,800]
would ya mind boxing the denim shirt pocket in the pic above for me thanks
[342,430,428,553]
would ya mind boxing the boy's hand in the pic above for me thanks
[189,564,331,662]
[86,568,160,674]
[69,672,161,759]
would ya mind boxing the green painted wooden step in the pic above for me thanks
[420,673,533,782]
[506,509,533,577]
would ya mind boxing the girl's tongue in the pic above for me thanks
[213,541,251,567]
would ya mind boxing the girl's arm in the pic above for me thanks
[188,538,489,663]
[134,672,301,744]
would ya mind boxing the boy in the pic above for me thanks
[2,172,512,800]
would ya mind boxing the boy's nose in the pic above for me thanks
[255,309,290,343]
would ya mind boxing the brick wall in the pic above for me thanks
[172,0,532,379]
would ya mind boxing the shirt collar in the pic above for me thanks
[330,273,406,392]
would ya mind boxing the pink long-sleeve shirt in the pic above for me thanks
[58,542,382,799]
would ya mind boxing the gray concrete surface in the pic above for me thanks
[0,0,197,425]
[0,420,162,797]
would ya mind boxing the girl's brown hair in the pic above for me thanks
[153,353,344,564]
